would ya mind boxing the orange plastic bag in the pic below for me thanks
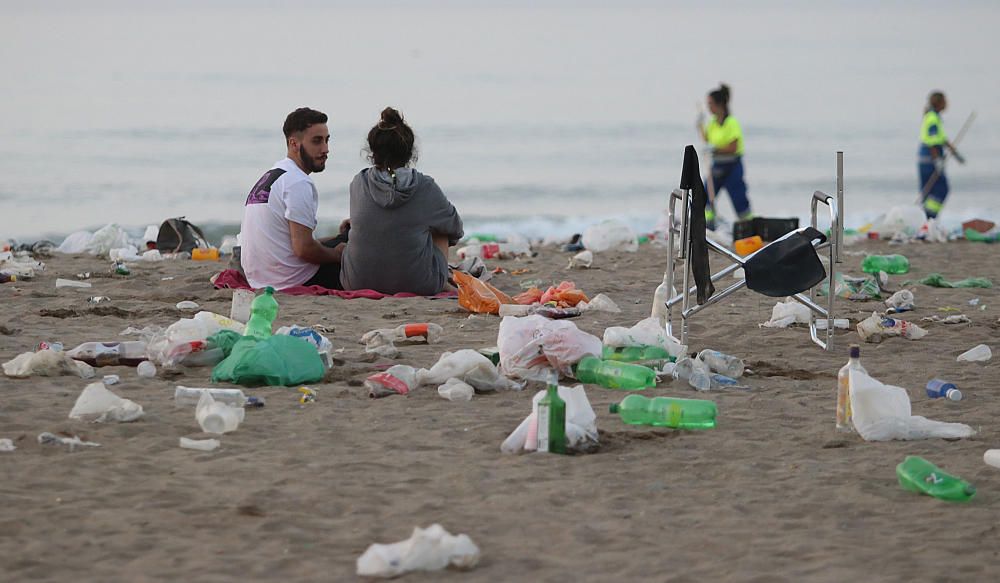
[540,281,589,307]
[514,287,543,305]
[453,270,515,315]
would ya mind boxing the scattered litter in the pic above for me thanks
[849,369,974,441]
[76,272,91,280]
[921,314,971,325]
[514,281,589,308]
[897,456,975,502]
[418,350,523,392]
[69,382,144,423]
[38,432,101,451]
[969,298,981,306]
[88,296,111,304]
[884,290,915,313]
[582,219,638,253]
[3,349,95,379]
[297,387,318,404]
[815,318,850,330]
[453,269,515,315]
[501,384,599,454]
[856,312,927,343]
[957,344,992,363]
[0,438,15,452]
[760,299,810,328]
[137,361,157,378]
[985,450,1000,469]
[567,250,594,269]
[361,323,443,358]
[911,273,992,289]
[55,278,91,289]
[498,315,602,380]
[179,437,221,452]
[603,317,686,358]
[437,378,475,401]
[196,390,244,433]
[102,374,120,385]
[577,293,620,313]
[356,524,480,578]
[365,365,418,398]
[230,289,254,323]
[175,386,248,407]
[176,300,200,311]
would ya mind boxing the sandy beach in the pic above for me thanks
[1,238,999,582]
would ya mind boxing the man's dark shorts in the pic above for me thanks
[302,233,348,290]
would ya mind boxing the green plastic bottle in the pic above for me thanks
[537,378,566,454]
[609,394,717,429]
[244,287,279,340]
[861,254,910,275]
[896,456,975,502]
[574,356,656,390]
[602,345,674,366]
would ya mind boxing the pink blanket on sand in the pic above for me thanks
[212,270,457,299]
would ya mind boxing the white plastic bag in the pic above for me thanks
[957,344,992,362]
[498,315,602,380]
[849,369,974,441]
[872,206,926,239]
[365,365,418,398]
[417,350,522,392]
[602,317,686,358]
[356,524,480,578]
[3,350,95,379]
[69,382,144,423]
[57,231,94,254]
[578,293,621,313]
[501,384,599,454]
[760,299,811,328]
[581,219,638,253]
[437,378,475,401]
[86,224,131,256]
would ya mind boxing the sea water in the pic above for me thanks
[2,0,999,241]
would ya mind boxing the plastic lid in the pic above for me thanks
[947,389,963,401]
[609,403,619,414]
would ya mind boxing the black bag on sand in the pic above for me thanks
[156,217,210,254]
[744,227,827,297]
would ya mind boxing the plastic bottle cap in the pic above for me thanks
[947,389,963,401]
[609,403,619,414]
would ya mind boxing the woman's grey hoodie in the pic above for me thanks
[340,168,463,295]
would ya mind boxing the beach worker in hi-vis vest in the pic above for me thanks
[918,91,965,218]
[699,83,752,231]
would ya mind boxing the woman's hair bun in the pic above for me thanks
[379,107,403,128]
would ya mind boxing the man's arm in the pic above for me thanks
[289,220,344,264]
[714,138,739,155]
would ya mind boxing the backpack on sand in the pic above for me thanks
[156,217,210,254]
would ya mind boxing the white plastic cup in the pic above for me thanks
[230,289,255,324]
[137,361,157,378]
[957,344,992,363]
[175,387,248,407]
[984,449,1000,469]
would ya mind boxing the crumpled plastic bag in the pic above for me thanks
[582,219,638,253]
[453,269,515,315]
[69,382,144,423]
[356,524,480,578]
[3,349,95,379]
[577,293,620,313]
[417,350,522,392]
[365,365,418,398]
[438,378,475,401]
[85,224,132,256]
[498,315,602,380]
[211,335,325,387]
[820,272,882,300]
[911,273,993,289]
[872,205,927,239]
[514,281,589,307]
[602,317,686,358]
[57,231,95,254]
[760,299,812,328]
[501,384,599,453]
[849,369,974,441]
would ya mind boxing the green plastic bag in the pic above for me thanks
[911,273,993,289]
[208,330,242,355]
[211,335,325,387]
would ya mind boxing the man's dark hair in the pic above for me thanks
[283,107,328,139]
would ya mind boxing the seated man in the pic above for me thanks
[240,107,347,290]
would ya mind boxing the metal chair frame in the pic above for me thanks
[657,152,845,351]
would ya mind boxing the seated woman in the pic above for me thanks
[339,107,464,295]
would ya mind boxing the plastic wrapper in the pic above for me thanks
[849,369,974,441]
[602,317,686,358]
[501,384,599,454]
[760,299,812,328]
[437,378,475,401]
[3,349,95,379]
[356,524,480,578]
[453,269,515,315]
[69,382,144,423]
[498,315,602,380]
[417,350,522,392]
[365,365,418,398]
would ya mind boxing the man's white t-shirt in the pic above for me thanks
[240,158,320,290]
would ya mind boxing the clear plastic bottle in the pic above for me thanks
[244,287,278,339]
[602,345,673,367]
[672,357,712,391]
[174,386,248,407]
[836,344,867,432]
[66,341,148,367]
[609,394,717,429]
[697,349,745,378]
